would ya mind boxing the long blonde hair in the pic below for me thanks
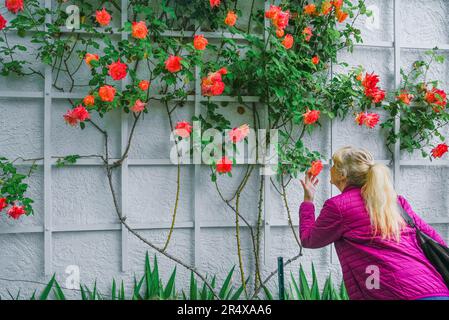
[332,146,406,242]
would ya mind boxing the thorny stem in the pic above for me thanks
[161,101,183,252]
[280,175,303,252]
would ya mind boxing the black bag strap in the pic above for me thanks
[398,200,417,229]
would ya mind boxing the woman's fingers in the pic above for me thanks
[313,178,319,186]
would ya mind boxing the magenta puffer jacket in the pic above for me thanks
[299,185,449,300]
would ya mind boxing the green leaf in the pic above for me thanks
[39,274,56,300]
[53,280,66,300]
[219,265,235,299]
[163,267,177,299]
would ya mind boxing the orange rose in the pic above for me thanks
[282,34,294,49]
[308,160,323,177]
[311,55,320,65]
[193,35,208,50]
[276,28,285,38]
[83,95,95,107]
[84,53,99,67]
[304,4,316,15]
[321,1,333,15]
[224,11,237,27]
[132,21,148,39]
[98,85,116,102]
[397,92,413,105]
[336,9,348,23]
[332,0,344,9]
[138,80,150,91]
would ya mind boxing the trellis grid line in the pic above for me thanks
[0,1,448,276]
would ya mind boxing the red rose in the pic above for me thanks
[96,8,111,26]
[265,5,289,32]
[273,10,289,30]
[355,112,367,126]
[64,105,90,126]
[355,112,380,128]
[431,143,449,158]
[108,59,128,80]
[0,198,7,211]
[210,0,220,8]
[265,5,281,19]
[282,34,294,49]
[216,156,232,174]
[165,55,183,73]
[312,56,320,65]
[0,14,7,30]
[193,35,208,50]
[365,113,380,128]
[308,160,323,177]
[371,88,386,103]
[138,80,150,91]
[362,72,385,103]
[175,121,193,138]
[303,109,320,125]
[202,68,227,96]
[6,0,24,14]
[99,85,116,102]
[7,205,26,219]
[425,87,447,112]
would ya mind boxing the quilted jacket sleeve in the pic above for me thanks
[398,195,447,247]
[299,199,345,249]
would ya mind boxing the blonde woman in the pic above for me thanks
[299,146,449,300]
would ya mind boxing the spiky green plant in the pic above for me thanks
[286,263,349,300]
[13,253,348,300]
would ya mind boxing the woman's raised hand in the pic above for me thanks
[300,172,319,202]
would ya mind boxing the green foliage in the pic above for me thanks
[286,263,348,300]
[0,157,34,216]
[8,254,347,300]
[382,49,449,158]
